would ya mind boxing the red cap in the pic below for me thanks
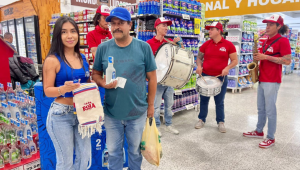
[96,5,110,16]
[154,17,172,28]
[262,14,284,26]
[205,22,223,32]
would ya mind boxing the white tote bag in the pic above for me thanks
[73,83,104,138]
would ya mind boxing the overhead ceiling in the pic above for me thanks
[244,11,300,32]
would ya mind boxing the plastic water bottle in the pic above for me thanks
[15,82,24,98]
[6,83,15,102]
[138,1,143,15]
[106,57,116,85]
[157,0,161,15]
[194,90,198,103]
[0,84,6,103]
[21,138,31,159]
[2,102,11,119]
[191,90,195,103]
[28,136,37,154]
[178,95,182,107]
[102,144,109,167]
[143,1,147,14]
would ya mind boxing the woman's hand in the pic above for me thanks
[61,80,81,93]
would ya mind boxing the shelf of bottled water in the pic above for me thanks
[0,82,39,168]
[138,0,161,15]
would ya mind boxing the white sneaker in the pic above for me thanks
[195,120,205,129]
[165,125,179,135]
[218,122,226,133]
[157,127,162,137]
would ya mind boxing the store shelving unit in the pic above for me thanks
[225,16,256,93]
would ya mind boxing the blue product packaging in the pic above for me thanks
[247,33,251,42]
[183,20,188,35]
[186,0,192,15]
[180,19,184,34]
[192,0,198,15]
[241,43,246,53]
[180,0,187,14]
[242,32,247,42]
[239,66,243,75]
[175,18,180,34]
[187,21,193,35]
[167,0,173,11]
[170,17,176,34]
[186,39,191,51]
[190,39,194,54]
[173,0,180,13]
[240,56,243,64]
[244,55,248,64]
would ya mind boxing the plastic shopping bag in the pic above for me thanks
[140,117,162,166]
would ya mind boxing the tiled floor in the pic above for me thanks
[141,73,300,170]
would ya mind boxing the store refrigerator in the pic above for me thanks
[1,21,9,36]
[8,19,19,54]
[16,17,27,57]
[24,15,42,74]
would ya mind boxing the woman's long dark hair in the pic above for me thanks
[43,16,83,93]
[93,13,102,26]
[48,16,82,67]
[276,23,289,35]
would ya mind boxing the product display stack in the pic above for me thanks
[222,16,258,93]
[0,82,40,170]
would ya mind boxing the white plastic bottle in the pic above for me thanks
[106,56,116,85]
[28,136,37,154]
[6,83,15,102]
[15,82,24,98]
[0,84,6,103]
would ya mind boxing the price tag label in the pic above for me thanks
[11,166,23,170]
[182,14,190,20]
[24,159,40,170]
[174,90,182,95]
[186,104,194,110]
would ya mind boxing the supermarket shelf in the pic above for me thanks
[241,42,254,43]
[165,34,200,39]
[163,12,200,20]
[134,14,160,21]
[227,86,237,89]
[241,53,253,55]
[238,84,252,89]
[130,31,136,34]
[174,87,196,94]
[1,151,40,170]
[226,28,242,31]
[240,64,249,66]
[80,45,89,48]
[76,20,93,24]
[172,102,199,113]
[228,74,249,78]
[79,33,88,35]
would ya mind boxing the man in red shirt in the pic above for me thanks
[146,17,183,136]
[194,22,238,133]
[87,5,112,57]
[243,14,291,148]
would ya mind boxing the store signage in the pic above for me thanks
[71,0,99,8]
[4,8,13,16]
[201,0,300,18]
[194,18,201,34]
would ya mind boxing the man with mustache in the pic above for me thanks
[146,17,184,136]
[92,7,157,170]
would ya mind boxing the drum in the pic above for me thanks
[155,43,194,89]
[196,76,223,97]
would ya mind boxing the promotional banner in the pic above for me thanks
[201,0,300,18]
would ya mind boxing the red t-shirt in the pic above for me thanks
[87,25,112,48]
[259,34,291,83]
[200,38,236,76]
[146,37,173,56]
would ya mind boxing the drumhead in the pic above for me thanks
[155,43,173,82]
[197,76,222,88]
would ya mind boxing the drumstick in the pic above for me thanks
[164,38,179,46]
[215,74,222,78]
[200,75,207,84]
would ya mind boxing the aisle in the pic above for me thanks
[141,73,300,170]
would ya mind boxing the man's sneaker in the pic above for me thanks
[259,138,275,148]
[195,120,205,129]
[218,122,226,133]
[165,125,179,135]
[157,127,162,137]
[243,131,264,139]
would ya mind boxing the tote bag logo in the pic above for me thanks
[82,101,96,111]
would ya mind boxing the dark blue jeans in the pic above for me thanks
[198,73,228,124]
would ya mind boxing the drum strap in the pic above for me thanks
[163,38,178,46]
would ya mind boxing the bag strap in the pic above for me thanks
[262,37,282,54]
